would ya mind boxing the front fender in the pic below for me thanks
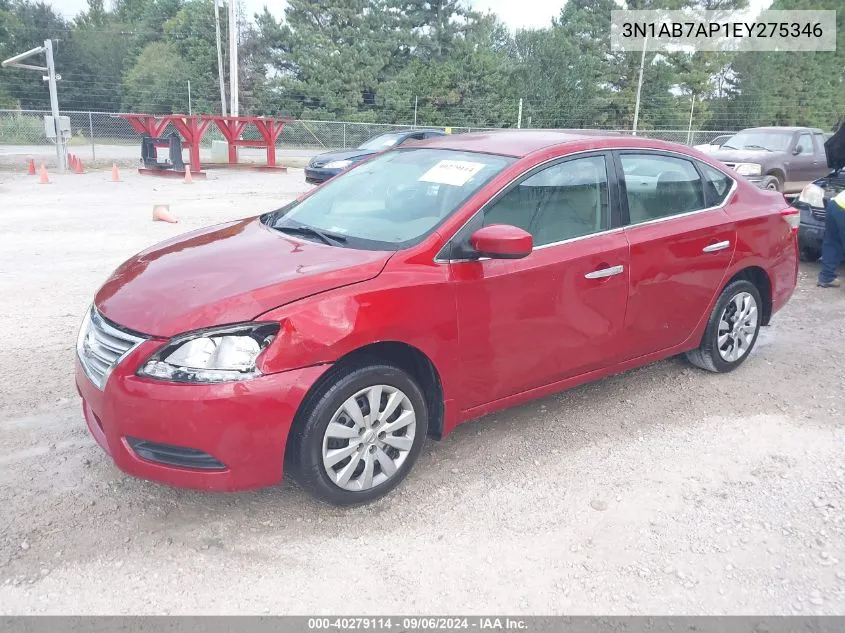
[255,262,460,422]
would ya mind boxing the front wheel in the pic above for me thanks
[686,280,763,373]
[760,175,782,191]
[287,362,428,506]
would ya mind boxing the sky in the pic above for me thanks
[49,0,565,31]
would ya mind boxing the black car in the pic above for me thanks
[793,122,845,261]
[304,129,447,184]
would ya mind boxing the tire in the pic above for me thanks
[685,280,763,373]
[760,175,782,192]
[287,362,428,506]
[799,246,821,262]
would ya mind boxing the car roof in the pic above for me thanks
[409,129,679,158]
[742,126,822,133]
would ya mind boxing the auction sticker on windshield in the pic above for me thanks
[419,160,487,186]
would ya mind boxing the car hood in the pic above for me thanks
[310,149,374,167]
[710,148,776,163]
[825,123,845,171]
[95,218,392,337]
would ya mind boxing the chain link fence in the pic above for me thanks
[0,109,737,167]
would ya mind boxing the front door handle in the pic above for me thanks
[702,240,731,253]
[585,265,624,279]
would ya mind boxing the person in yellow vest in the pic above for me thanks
[818,190,845,288]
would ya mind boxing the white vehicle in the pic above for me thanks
[693,134,732,154]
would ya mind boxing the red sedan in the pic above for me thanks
[75,131,799,505]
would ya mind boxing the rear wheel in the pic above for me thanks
[686,280,763,373]
[288,362,428,506]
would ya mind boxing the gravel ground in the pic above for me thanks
[0,167,844,615]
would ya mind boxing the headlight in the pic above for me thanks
[733,163,762,176]
[798,183,826,209]
[138,322,279,383]
[324,159,353,169]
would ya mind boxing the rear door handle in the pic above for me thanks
[702,240,730,253]
[585,265,624,279]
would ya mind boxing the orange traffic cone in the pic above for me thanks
[111,163,121,182]
[152,204,178,223]
[38,164,50,184]
[73,155,84,174]
[183,165,193,184]
[27,159,36,175]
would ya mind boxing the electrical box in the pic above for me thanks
[44,115,71,139]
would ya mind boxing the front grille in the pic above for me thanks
[77,306,146,390]
[811,207,827,222]
[126,438,227,470]
[723,162,737,170]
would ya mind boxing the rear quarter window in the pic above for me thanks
[699,162,734,207]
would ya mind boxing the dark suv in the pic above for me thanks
[710,127,830,193]
[792,122,845,261]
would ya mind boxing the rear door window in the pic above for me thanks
[619,153,705,224]
[814,132,827,155]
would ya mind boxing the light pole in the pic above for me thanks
[228,0,239,118]
[2,39,66,171]
[632,33,648,135]
[214,0,227,116]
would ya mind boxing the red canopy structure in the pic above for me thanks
[119,113,293,174]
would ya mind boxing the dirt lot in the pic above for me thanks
[0,167,844,615]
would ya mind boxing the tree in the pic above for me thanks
[724,0,844,130]
[58,0,132,111]
[380,11,513,126]
[258,0,401,120]
[0,0,68,110]
[122,40,192,113]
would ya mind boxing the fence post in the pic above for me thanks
[343,122,346,148]
[88,111,95,161]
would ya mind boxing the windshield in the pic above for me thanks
[723,130,792,152]
[357,133,406,151]
[264,148,514,250]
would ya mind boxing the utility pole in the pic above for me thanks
[2,39,66,172]
[188,80,192,115]
[214,0,227,116]
[632,33,648,136]
[44,39,64,170]
[413,95,418,127]
[517,98,523,129]
[228,0,239,118]
[686,94,696,145]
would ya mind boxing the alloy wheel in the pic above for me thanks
[321,385,416,491]
[717,291,758,362]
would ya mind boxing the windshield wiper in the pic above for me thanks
[275,224,347,246]
[743,144,772,151]
[720,144,737,149]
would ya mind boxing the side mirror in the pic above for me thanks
[470,224,533,260]
[793,146,803,155]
